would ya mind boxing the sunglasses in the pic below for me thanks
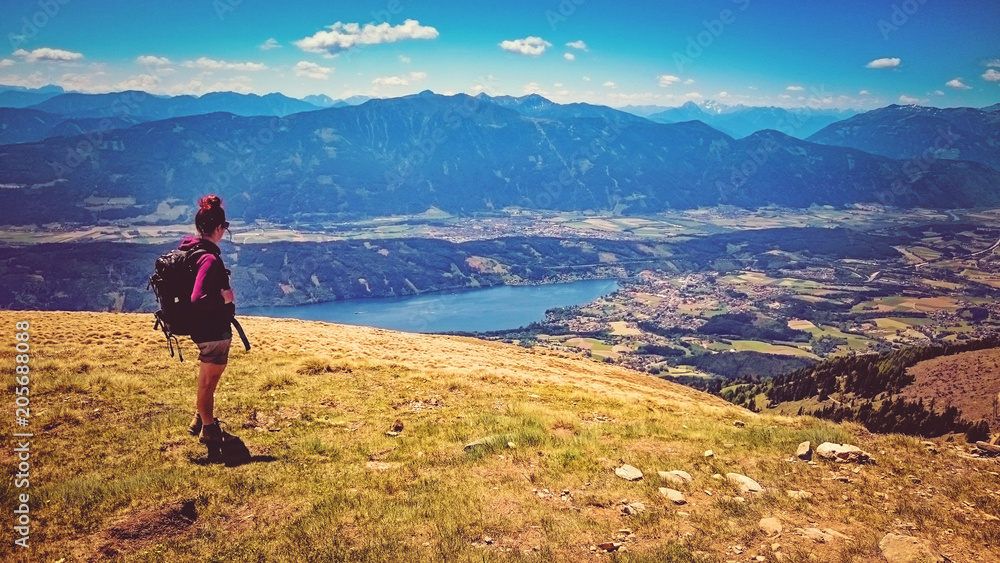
[222,221,230,230]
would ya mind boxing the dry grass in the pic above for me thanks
[1,311,998,562]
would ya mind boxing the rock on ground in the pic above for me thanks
[759,517,782,536]
[878,533,944,563]
[659,488,686,505]
[816,442,875,464]
[726,473,764,494]
[658,470,692,486]
[615,464,643,481]
[796,441,812,460]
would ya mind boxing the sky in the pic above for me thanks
[1,0,999,110]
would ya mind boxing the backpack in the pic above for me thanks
[148,244,212,361]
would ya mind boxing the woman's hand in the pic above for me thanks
[222,289,235,304]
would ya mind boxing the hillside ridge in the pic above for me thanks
[2,311,998,562]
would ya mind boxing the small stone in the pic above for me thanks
[801,528,831,543]
[617,528,633,536]
[704,450,715,458]
[796,441,812,461]
[878,533,945,563]
[756,557,767,562]
[598,542,621,552]
[659,487,687,505]
[734,420,746,428]
[623,502,646,515]
[507,441,516,449]
[786,490,813,500]
[659,470,693,486]
[616,464,643,481]
[816,442,875,464]
[825,529,853,541]
[726,473,765,494]
[759,517,783,536]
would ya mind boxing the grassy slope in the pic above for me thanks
[0,311,998,562]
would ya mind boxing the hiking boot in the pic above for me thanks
[188,413,203,436]
[199,420,238,458]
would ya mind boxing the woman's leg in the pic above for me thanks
[197,361,227,424]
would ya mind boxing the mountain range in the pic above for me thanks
[647,101,856,139]
[807,104,1000,170]
[1,90,999,225]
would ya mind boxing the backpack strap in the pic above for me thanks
[231,317,251,352]
[154,312,184,362]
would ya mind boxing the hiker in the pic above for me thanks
[182,195,240,450]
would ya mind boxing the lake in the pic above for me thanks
[242,279,619,333]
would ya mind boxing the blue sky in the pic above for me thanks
[1,0,998,109]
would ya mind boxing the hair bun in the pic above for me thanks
[199,195,222,211]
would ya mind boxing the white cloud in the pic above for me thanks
[779,94,792,100]
[566,40,588,51]
[866,57,901,69]
[582,76,591,82]
[786,85,805,91]
[564,52,575,61]
[372,71,427,86]
[603,81,617,89]
[684,79,695,85]
[933,90,945,96]
[13,47,84,63]
[987,59,1000,68]
[163,75,254,96]
[899,94,921,104]
[946,78,972,90]
[983,69,1000,82]
[399,55,411,64]
[717,91,729,99]
[294,61,333,80]
[259,38,281,50]
[136,55,171,66]
[295,19,439,56]
[118,73,161,90]
[58,72,109,93]
[523,82,543,94]
[657,74,680,87]
[0,59,14,68]
[182,57,267,71]
[499,36,551,56]
[681,92,704,102]
[859,89,870,95]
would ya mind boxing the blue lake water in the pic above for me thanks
[242,279,619,333]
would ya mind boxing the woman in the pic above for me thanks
[182,195,239,452]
